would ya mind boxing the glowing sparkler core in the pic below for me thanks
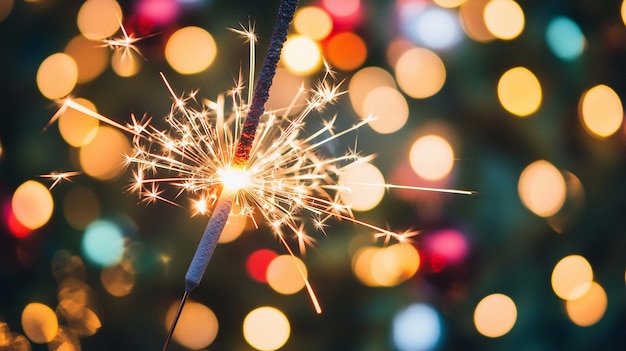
[218,166,252,192]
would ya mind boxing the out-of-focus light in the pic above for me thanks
[101,263,134,297]
[246,249,278,283]
[385,38,414,68]
[551,255,593,300]
[294,6,333,41]
[424,229,468,265]
[322,0,360,18]
[392,303,442,351]
[518,160,566,217]
[37,53,78,99]
[165,300,218,349]
[282,35,322,75]
[111,49,142,77]
[546,17,585,61]
[375,244,420,286]
[79,126,131,180]
[339,162,385,211]
[434,0,467,8]
[82,220,125,266]
[137,0,179,25]
[459,0,495,42]
[325,32,367,71]
[409,135,454,181]
[266,68,308,114]
[484,0,524,40]
[64,35,109,83]
[4,200,32,238]
[217,212,246,243]
[497,66,542,117]
[400,6,463,50]
[566,281,607,327]
[0,0,13,23]
[56,278,101,336]
[243,307,290,351]
[349,66,396,119]
[77,0,122,40]
[622,1,626,26]
[352,246,379,286]
[165,26,217,74]
[266,255,307,295]
[579,84,623,138]
[58,98,99,147]
[395,47,446,99]
[474,293,517,337]
[363,86,409,134]
[21,303,58,343]
[12,181,54,230]
[63,186,101,230]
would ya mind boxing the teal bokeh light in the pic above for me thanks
[546,17,585,60]
[82,219,125,267]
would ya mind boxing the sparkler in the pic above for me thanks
[48,0,474,349]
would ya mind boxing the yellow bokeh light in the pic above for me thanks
[281,35,322,75]
[79,126,131,180]
[294,6,333,40]
[64,35,109,83]
[497,66,542,117]
[165,26,217,74]
[339,162,385,211]
[265,68,308,114]
[409,135,455,181]
[352,246,379,287]
[370,244,420,287]
[58,98,99,147]
[243,307,290,351]
[362,86,409,134]
[395,47,446,99]
[474,293,517,337]
[36,53,78,99]
[518,160,566,217]
[218,212,247,243]
[266,255,307,295]
[100,263,134,297]
[434,0,467,7]
[348,66,396,119]
[0,0,14,23]
[459,0,495,42]
[165,301,218,350]
[579,84,624,138]
[21,303,58,343]
[111,49,142,77]
[484,0,525,40]
[77,0,122,40]
[63,186,100,230]
[12,180,54,230]
[566,281,607,327]
[622,1,626,26]
[551,255,593,300]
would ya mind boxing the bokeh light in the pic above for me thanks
[392,303,442,351]
[551,255,593,300]
[76,0,122,40]
[246,249,278,283]
[423,229,469,265]
[165,26,217,74]
[21,303,58,343]
[434,0,467,7]
[409,135,455,181]
[546,17,585,61]
[294,6,332,41]
[56,278,102,337]
[165,300,218,349]
[352,244,420,287]
[474,293,517,337]
[322,0,360,18]
[622,0,626,26]
[363,86,409,134]
[64,35,109,83]
[37,53,78,99]
[459,0,495,42]
[63,186,101,230]
[265,68,308,114]
[12,180,54,230]
[497,66,542,117]
[82,220,125,267]
[281,35,322,75]
[58,98,100,147]
[79,126,131,180]
[395,47,446,99]
[101,263,134,297]
[565,281,607,327]
[484,0,525,40]
[266,255,307,295]
[348,66,397,119]
[518,160,566,217]
[137,0,180,25]
[0,0,13,23]
[111,49,142,77]
[579,84,623,138]
[339,162,385,211]
[400,5,463,50]
[243,306,290,351]
[325,32,367,71]
[217,212,246,243]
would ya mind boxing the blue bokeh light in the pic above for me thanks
[546,17,585,60]
[82,219,125,267]
[392,303,443,351]
[400,5,462,50]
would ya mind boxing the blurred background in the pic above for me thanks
[1,0,625,350]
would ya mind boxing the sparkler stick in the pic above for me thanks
[163,1,299,350]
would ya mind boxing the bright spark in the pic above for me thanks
[41,171,80,189]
